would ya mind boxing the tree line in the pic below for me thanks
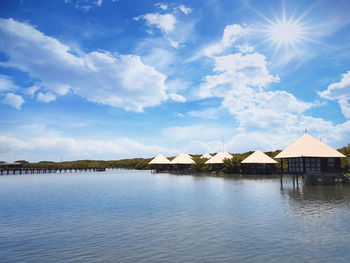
[2,144,349,174]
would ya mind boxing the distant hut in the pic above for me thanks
[275,134,345,175]
[200,153,212,159]
[205,152,233,170]
[241,150,278,174]
[171,153,195,171]
[148,154,171,172]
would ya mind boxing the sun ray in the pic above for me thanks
[249,3,321,57]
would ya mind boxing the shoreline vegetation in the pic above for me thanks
[2,144,350,175]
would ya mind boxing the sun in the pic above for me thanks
[268,20,303,45]
[255,7,312,55]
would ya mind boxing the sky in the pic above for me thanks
[0,0,349,162]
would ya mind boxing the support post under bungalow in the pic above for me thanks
[280,158,284,184]
[296,174,299,187]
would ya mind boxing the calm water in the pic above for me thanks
[0,170,350,263]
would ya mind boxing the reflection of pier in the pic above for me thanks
[281,183,350,221]
[280,173,347,187]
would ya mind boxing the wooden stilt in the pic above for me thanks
[296,174,299,187]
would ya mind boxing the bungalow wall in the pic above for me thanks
[241,163,276,175]
[287,157,341,174]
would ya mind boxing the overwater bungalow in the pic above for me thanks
[200,153,212,159]
[275,134,346,184]
[171,153,195,171]
[148,154,171,172]
[240,150,277,174]
[205,151,233,170]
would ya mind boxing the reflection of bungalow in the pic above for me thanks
[241,150,277,174]
[0,162,22,170]
[171,153,195,171]
[200,153,212,159]
[275,134,345,174]
[148,154,171,172]
[205,152,232,170]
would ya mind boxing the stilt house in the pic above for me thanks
[241,150,277,174]
[275,134,345,174]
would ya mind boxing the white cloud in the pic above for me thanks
[200,52,279,99]
[155,2,167,10]
[204,24,247,57]
[135,13,176,34]
[26,85,39,96]
[134,10,197,49]
[226,118,350,153]
[134,13,179,48]
[183,140,222,155]
[0,18,169,112]
[2,92,24,109]
[0,75,18,92]
[178,5,192,15]
[162,124,231,142]
[188,108,220,120]
[319,71,350,118]
[37,92,56,103]
[0,134,180,162]
[169,93,186,102]
[236,44,254,54]
[96,0,102,7]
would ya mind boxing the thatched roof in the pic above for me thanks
[205,152,232,164]
[148,154,171,164]
[275,134,346,159]
[171,153,195,164]
[241,150,277,164]
[200,153,212,159]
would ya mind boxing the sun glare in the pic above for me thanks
[269,20,302,45]
[255,7,312,55]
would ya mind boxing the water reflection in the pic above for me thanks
[281,184,350,224]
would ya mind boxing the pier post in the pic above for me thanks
[280,159,284,184]
[296,175,299,187]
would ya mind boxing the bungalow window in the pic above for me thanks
[288,158,303,173]
[305,158,321,173]
[328,158,335,168]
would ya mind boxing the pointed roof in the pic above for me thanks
[148,154,171,164]
[275,134,346,159]
[171,153,195,164]
[205,152,232,164]
[241,150,278,164]
[200,153,212,159]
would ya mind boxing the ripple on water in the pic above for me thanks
[0,170,350,262]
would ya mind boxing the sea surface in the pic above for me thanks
[0,169,350,263]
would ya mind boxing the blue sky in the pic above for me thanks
[0,0,349,162]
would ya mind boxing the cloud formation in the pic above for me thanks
[0,134,179,162]
[0,18,169,112]
[178,5,192,15]
[205,24,247,57]
[197,23,350,153]
[135,13,179,47]
[2,92,24,109]
[319,71,350,118]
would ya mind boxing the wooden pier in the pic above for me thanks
[0,167,107,175]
